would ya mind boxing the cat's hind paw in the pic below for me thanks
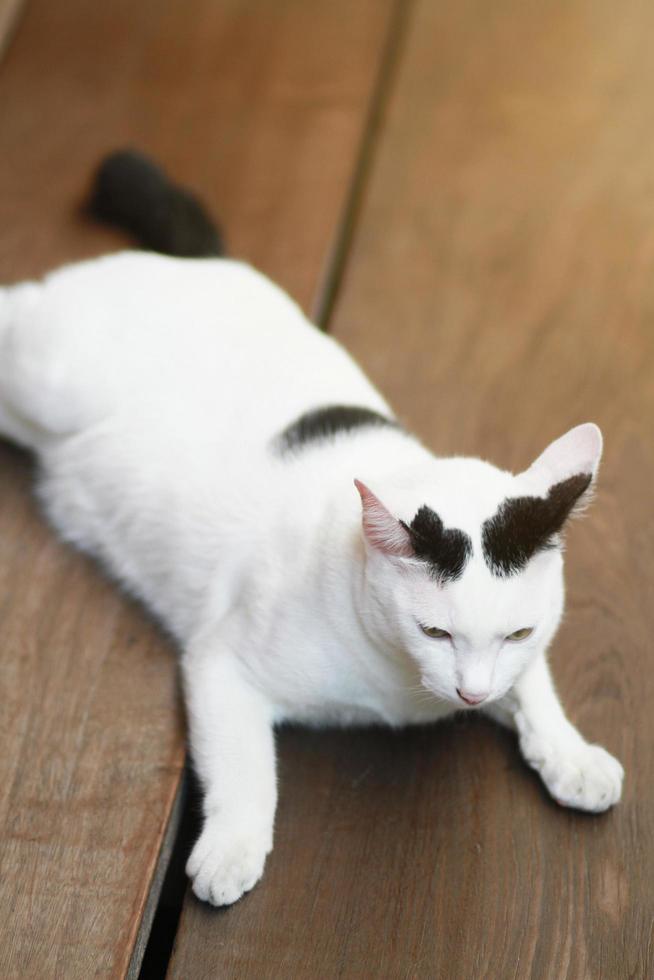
[516,713,624,813]
[186,820,272,906]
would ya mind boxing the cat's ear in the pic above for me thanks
[520,422,602,512]
[521,422,602,530]
[483,424,603,575]
[354,479,414,558]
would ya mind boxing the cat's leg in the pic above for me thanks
[0,281,108,450]
[0,393,45,449]
[182,646,277,906]
[486,652,623,812]
[0,286,45,448]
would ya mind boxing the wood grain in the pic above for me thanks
[0,0,23,58]
[169,0,654,977]
[0,0,394,313]
[0,1,394,976]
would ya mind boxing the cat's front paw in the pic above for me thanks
[516,714,624,813]
[186,819,273,906]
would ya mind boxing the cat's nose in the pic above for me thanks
[457,688,488,705]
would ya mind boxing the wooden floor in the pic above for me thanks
[1,0,653,976]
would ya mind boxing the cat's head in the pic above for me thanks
[355,423,601,708]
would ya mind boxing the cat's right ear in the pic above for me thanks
[354,480,414,558]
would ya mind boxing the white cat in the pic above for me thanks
[0,152,623,906]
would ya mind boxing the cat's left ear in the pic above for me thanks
[521,422,602,503]
[354,479,414,558]
[483,424,603,575]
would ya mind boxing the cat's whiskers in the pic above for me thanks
[401,682,447,705]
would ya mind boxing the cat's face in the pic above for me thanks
[374,546,565,705]
[356,423,601,707]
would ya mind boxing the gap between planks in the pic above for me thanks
[312,0,415,330]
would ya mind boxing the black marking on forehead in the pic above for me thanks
[275,404,399,454]
[400,506,473,582]
[482,473,593,577]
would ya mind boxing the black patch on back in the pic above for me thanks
[400,506,473,582]
[482,473,592,576]
[276,405,398,454]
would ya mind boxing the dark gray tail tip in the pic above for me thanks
[89,148,225,258]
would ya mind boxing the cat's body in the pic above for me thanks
[2,251,444,727]
[0,153,623,906]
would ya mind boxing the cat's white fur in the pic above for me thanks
[0,252,623,906]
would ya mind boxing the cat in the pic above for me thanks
[0,151,623,906]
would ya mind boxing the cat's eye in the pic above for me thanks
[420,624,451,640]
[506,627,534,642]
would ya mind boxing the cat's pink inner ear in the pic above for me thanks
[354,479,414,558]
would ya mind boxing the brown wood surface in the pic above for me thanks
[169,1,654,977]
[0,1,395,976]
[0,0,23,59]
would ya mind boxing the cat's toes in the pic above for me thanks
[516,717,624,813]
[186,820,272,906]
[544,744,623,812]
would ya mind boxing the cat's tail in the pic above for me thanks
[88,149,224,258]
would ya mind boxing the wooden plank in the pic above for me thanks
[0,1,395,976]
[0,0,24,59]
[0,448,186,979]
[168,1,654,977]
[0,0,394,314]
[126,773,187,980]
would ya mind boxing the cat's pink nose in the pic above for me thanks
[457,689,488,705]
